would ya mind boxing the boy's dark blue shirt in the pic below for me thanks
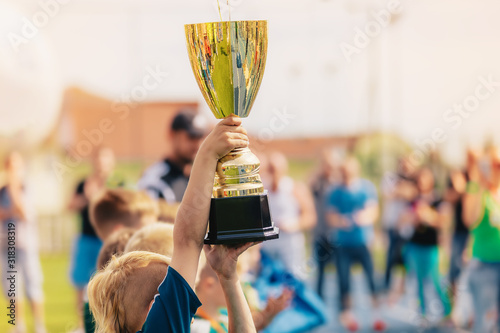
[138,266,202,333]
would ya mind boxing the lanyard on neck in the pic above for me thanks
[196,308,227,333]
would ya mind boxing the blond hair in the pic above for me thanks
[157,200,180,223]
[88,251,170,333]
[90,188,158,240]
[124,223,174,258]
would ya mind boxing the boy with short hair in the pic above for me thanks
[89,188,158,241]
[85,227,137,333]
[88,117,256,333]
[89,251,171,332]
[124,223,174,258]
[83,190,157,333]
[97,227,137,270]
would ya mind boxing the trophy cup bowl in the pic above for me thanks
[185,20,279,244]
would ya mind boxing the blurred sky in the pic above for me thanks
[2,0,500,164]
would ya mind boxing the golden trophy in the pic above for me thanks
[185,20,279,244]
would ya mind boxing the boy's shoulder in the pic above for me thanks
[139,267,201,333]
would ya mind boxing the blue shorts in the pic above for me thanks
[70,235,102,289]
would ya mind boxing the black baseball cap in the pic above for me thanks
[171,110,207,138]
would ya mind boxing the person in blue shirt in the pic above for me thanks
[326,156,386,332]
[88,117,257,333]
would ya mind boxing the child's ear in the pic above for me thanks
[113,224,124,233]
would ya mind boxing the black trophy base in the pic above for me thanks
[204,193,279,244]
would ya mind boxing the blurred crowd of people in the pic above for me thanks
[1,110,500,333]
[310,146,500,332]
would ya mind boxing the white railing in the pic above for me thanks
[37,213,79,254]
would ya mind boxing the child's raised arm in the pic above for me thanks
[171,116,248,288]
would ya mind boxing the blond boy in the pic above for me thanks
[124,223,174,258]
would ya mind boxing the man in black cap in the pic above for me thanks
[138,110,208,203]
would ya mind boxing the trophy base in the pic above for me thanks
[205,193,279,245]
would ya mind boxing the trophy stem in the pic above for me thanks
[213,147,265,198]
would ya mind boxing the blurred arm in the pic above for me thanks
[462,150,485,228]
[462,190,483,228]
[68,180,88,211]
[326,210,350,229]
[395,180,418,201]
[398,207,416,228]
[252,288,293,330]
[68,193,87,211]
[415,202,442,228]
[325,188,348,228]
[8,185,28,221]
[292,182,316,232]
[354,200,379,226]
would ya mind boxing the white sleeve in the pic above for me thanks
[190,319,211,333]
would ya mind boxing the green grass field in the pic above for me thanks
[0,248,396,333]
[0,254,78,333]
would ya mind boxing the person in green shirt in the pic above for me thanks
[463,148,500,333]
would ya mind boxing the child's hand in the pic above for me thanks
[84,177,104,200]
[0,207,10,220]
[200,116,249,160]
[254,288,293,330]
[336,215,352,229]
[203,242,258,281]
[265,288,293,316]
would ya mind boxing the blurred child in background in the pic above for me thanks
[261,152,316,279]
[326,156,385,332]
[67,147,120,331]
[1,152,46,333]
[402,168,452,325]
[381,157,417,301]
[242,242,327,333]
[463,148,500,333]
[238,244,293,332]
[443,169,468,306]
[310,149,340,298]
[192,262,230,333]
